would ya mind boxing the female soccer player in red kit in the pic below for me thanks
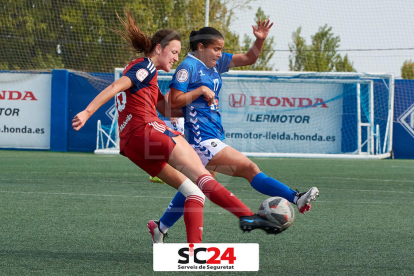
[72,11,282,243]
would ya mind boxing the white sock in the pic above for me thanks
[159,221,169,234]
[293,195,299,204]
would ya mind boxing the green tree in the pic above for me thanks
[233,7,275,71]
[401,60,414,79]
[0,0,255,72]
[288,27,307,71]
[335,54,355,72]
[289,24,355,72]
[0,0,124,71]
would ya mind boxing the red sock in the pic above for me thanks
[183,195,204,243]
[197,174,254,218]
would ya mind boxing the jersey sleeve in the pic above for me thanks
[124,60,155,88]
[169,62,193,93]
[216,52,233,74]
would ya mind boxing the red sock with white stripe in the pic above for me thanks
[197,174,254,218]
[183,196,204,243]
[178,179,205,243]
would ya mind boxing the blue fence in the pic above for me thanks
[50,70,113,152]
[26,70,414,159]
[393,80,414,159]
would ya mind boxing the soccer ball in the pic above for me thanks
[258,197,295,231]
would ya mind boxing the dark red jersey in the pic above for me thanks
[116,57,165,152]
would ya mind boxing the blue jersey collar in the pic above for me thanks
[187,52,210,69]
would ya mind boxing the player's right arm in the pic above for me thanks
[169,63,215,109]
[228,19,273,68]
[72,76,132,131]
[169,86,215,109]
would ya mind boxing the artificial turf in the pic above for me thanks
[1,150,413,275]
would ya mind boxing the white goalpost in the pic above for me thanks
[93,69,123,154]
[221,71,394,159]
[95,69,394,159]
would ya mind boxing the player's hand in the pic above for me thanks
[170,117,179,126]
[252,19,273,40]
[201,86,215,106]
[72,110,90,131]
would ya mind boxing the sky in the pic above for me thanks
[229,0,414,78]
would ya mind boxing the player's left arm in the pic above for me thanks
[228,19,273,68]
[156,91,184,118]
[72,76,132,131]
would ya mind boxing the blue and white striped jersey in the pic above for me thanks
[169,52,233,147]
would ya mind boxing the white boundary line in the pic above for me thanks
[325,188,413,194]
[1,190,411,205]
[0,190,174,199]
[322,177,414,183]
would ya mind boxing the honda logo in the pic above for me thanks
[229,93,246,108]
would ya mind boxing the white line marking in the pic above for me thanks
[310,200,413,204]
[322,177,414,183]
[0,190,173,199]
[2,191,413,208]
[326,188,413,194]
[1,171,127,175]
[0,178,141,184]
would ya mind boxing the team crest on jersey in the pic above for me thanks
[176,69,189,82]
[136,69,149,82]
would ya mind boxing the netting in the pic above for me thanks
[0,0,253,90]
[1,0,412,119]
[95,118,118,153]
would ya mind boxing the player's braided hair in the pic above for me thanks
[115,10,181,56]
[189,27,224,52]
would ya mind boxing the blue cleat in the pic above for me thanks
[239,214,283,235]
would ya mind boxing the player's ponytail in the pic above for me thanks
[188,27,224,52]
[189,30,200,51]
[115,10,180,56]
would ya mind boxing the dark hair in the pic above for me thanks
[115,10,181,56]
[189,27,224,52]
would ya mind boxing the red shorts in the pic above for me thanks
[121,122,180,177]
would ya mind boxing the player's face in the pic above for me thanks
[199,38,224,68]
[159,40,181,72]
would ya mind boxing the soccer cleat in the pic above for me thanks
[239,214,283,235]
[147,220,167,243]
[149,176,165,184]
[296,187,319,214]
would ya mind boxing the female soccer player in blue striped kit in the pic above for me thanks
[148,19,320,243]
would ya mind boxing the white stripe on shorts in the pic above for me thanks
[148,121,166,133]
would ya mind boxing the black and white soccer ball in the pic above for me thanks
[258,197,295,231]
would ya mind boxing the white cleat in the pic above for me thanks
[147,220,167,244]
[296,187,319,214]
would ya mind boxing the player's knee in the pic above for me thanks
[178,178,205,202]
[245,161,260,175]
[209,171,217,179]
[238,161,260,182]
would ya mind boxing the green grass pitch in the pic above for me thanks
[1,150,413,275]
